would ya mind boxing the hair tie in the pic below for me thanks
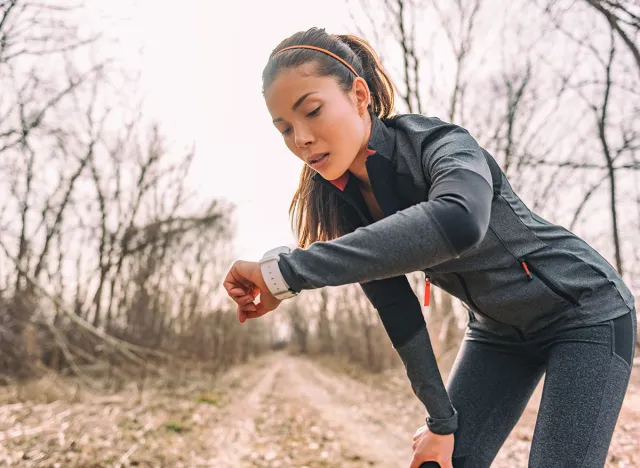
[274,45,359,77]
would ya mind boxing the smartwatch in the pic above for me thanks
[259,246,299,300]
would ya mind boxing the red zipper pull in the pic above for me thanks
[424,279,431,306]
[521,261,533,280]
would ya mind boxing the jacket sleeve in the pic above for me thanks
[360,275,459,434]
[276,124,494,292]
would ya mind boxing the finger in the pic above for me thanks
[223,269,245,291]
[240,302,257,313]
[243,302,269,320]
[225,280,251,298]
[229,284,259,298]
[237,303,257,323]
[229,287,249,297]
[229,296,253,306]
[229,294,256,306]
[240,295,257,305]
[408,455,422,468]
[223,264,253,292]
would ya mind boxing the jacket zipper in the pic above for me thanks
[489,227,577,306]
[521,258,578,306]
[453,272,526,340]
[424,276,431,307]
[452,272,485,315]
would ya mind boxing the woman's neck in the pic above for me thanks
[349,112,374,190]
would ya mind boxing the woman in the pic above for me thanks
[223,27,637,468]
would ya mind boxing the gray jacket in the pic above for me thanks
[276,112,635,434]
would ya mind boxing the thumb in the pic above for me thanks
[409,455,425,468]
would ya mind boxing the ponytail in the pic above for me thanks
[335,33,395,119]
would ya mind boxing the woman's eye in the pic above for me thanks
[307,106,322,117]
[281,128,291,136]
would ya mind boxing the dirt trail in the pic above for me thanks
[0,352,638,467]
[209,360,282,467]
[212,353,640,468]
[273,356,415,466]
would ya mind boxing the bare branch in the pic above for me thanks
[584,0,640,78]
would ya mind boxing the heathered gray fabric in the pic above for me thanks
[278,113,635,333]
[278,117,494,287]
[446,308,636,468]
[278,200,473,286]
[275,112,636,444]
[396,327,458,434]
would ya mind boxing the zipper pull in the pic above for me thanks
[521,260,533,280]
[424,278,431,307]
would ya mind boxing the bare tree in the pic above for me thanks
[539,0,640,275]
[0,0,276,379]
[345,0,640,356]
[582,0,640,78]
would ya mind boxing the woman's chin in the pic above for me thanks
[320,170,344,181]
[318,165,348,181]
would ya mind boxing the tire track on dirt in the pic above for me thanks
[278,355,417,467]
[209,358,282,467]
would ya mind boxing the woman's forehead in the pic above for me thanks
[265,68,338,113]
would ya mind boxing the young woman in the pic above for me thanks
[223,27,637,468]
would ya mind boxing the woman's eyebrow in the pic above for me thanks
[272,92,318,123]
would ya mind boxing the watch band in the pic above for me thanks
[259,246,298,300]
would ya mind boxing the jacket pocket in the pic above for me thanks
[520,257,578,306]
[459,227,579,328]
[462,262,577,329]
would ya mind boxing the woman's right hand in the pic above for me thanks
[410,425,454,468]
[223,260,282,323]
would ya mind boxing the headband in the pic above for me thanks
[273,45,359,77]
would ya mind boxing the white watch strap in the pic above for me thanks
[259,246,298,299]
[260,258,292,297]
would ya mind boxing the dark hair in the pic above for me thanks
[262,27,396,249]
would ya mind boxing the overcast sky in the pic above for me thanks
[87,0,357,261]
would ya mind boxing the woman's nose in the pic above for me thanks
[294,128,314,148]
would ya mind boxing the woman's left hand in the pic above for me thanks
[410,424,455,468]
[223,260,282,323]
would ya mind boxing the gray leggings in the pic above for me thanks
[446,308,637,468]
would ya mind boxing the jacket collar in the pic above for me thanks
[311,112,396,191]
[367,112,396,156]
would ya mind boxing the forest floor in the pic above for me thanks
[0,351,638,467]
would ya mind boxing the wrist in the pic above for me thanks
[426,407,458,435]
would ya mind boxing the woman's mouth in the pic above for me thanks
[309,153,330,169]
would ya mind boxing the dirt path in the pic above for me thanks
[209,359,282,467]
[215,354,640,467]
[0,353,638,467]
[270,356,415,467]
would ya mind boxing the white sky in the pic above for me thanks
[88,0,356,261]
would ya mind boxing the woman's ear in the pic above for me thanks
[352,77,371,116]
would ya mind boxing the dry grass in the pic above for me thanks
[0,352,638,467]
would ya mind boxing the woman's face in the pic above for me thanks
[264,62,371,181]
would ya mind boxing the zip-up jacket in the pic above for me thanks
[275,112,636,434]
